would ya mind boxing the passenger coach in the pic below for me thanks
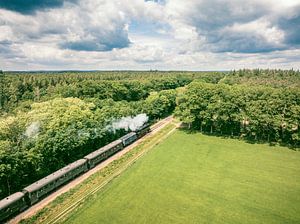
[23,159,88,205]
[120,132,137,146]
[84,139,123,169]
[0,192,27,221]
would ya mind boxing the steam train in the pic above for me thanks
[0,124,150,222]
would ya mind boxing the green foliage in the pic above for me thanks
[175,82,300,146]
[0,71,223,114]
[0,72,4,110]
[144,89,177,119]
[220,69,300,88]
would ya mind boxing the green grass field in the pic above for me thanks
[65,130,300,224]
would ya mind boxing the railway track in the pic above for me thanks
[45,116,174,224]
[150,116,173,131]
[9,116,174,224]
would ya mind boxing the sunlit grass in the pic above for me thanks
[20,122,176,224]
[66,130,300,224]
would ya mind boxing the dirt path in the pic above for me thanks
[9,116,174,224]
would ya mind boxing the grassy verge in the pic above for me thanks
[20,121,177,224]
[65,130,300,224]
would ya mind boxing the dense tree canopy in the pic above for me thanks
[175,82,300,146]
[220,69,300,88]
[0,71,224,114]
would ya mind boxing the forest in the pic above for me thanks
[0,69,299,200]
[176,69,300,146]
[176,82,300,144]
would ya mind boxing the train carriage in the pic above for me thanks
[84,139,123,169]
[23,159,88,205]
[0,192,27,222]
[120,132,137,147]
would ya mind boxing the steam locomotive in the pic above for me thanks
[0,124,150,222]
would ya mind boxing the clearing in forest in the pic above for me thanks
[66,131,300,224]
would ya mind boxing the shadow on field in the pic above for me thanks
[178,126,299,151]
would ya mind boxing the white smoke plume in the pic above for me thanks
[25,121,40,138]
[107,114,149,132]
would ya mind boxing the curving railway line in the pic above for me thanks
[6,116,174,224]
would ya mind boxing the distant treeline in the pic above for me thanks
[221,68,300,88]
[0,71,224,114]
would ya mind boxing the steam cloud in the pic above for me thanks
[107,114,149,132]
[25,121,40,138]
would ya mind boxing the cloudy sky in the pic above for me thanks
[0,0,299,70]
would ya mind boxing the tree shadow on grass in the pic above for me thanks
[178,127,299,151]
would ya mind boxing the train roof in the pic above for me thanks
[23,159,87,193]
[0,192,25,210]
[136,123,150,131]
[120,132,136,140]
[84,139,122,160]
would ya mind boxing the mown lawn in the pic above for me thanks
[66,130,300,224]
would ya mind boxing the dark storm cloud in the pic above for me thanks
[183,0,282,53]
[0,0,78,14]
[187,0,268,30]
[278,6,300,46]
[0,41,13,54]
[210,33,284,53]
[173,0,300,53]
[0,0,131,53]
[61,39,130,52]
[0,40,25,59]
[60,25,131,52]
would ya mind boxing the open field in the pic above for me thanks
[65,130,300,224]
